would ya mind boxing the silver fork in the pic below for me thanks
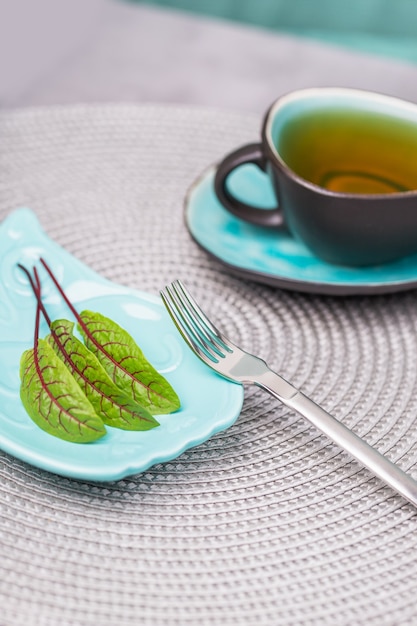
[161,280,417,507]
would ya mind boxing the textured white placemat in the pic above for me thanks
[0,104,417,626]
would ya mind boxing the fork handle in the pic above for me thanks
[259,376,417,507]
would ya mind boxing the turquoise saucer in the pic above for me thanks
[185,165,417,295]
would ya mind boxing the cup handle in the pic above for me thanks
[214,143,284,227]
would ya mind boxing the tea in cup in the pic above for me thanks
[214,88,417,266]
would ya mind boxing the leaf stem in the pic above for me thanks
[39,257,119,360]
[18,264,52,325]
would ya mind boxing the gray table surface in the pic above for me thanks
[2,0,417,112]
[2,4,417,626]
[2,96,417,626]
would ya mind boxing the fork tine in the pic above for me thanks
[172,280,233,354]
[172,281,225,358]
[171,281,225,358]
[161,284,221,363]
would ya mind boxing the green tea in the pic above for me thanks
[277,107,417,194]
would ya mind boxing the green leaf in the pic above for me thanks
[46,319,159,431]
[20,339,106,443]
[78,310,181,414]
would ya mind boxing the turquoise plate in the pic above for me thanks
[185,165,417,295]
[0,209,244,481]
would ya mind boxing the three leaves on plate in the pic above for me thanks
[19,259,180,443]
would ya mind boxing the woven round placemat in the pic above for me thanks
[1,103,417,626]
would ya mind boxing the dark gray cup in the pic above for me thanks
[214,88,417,266]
